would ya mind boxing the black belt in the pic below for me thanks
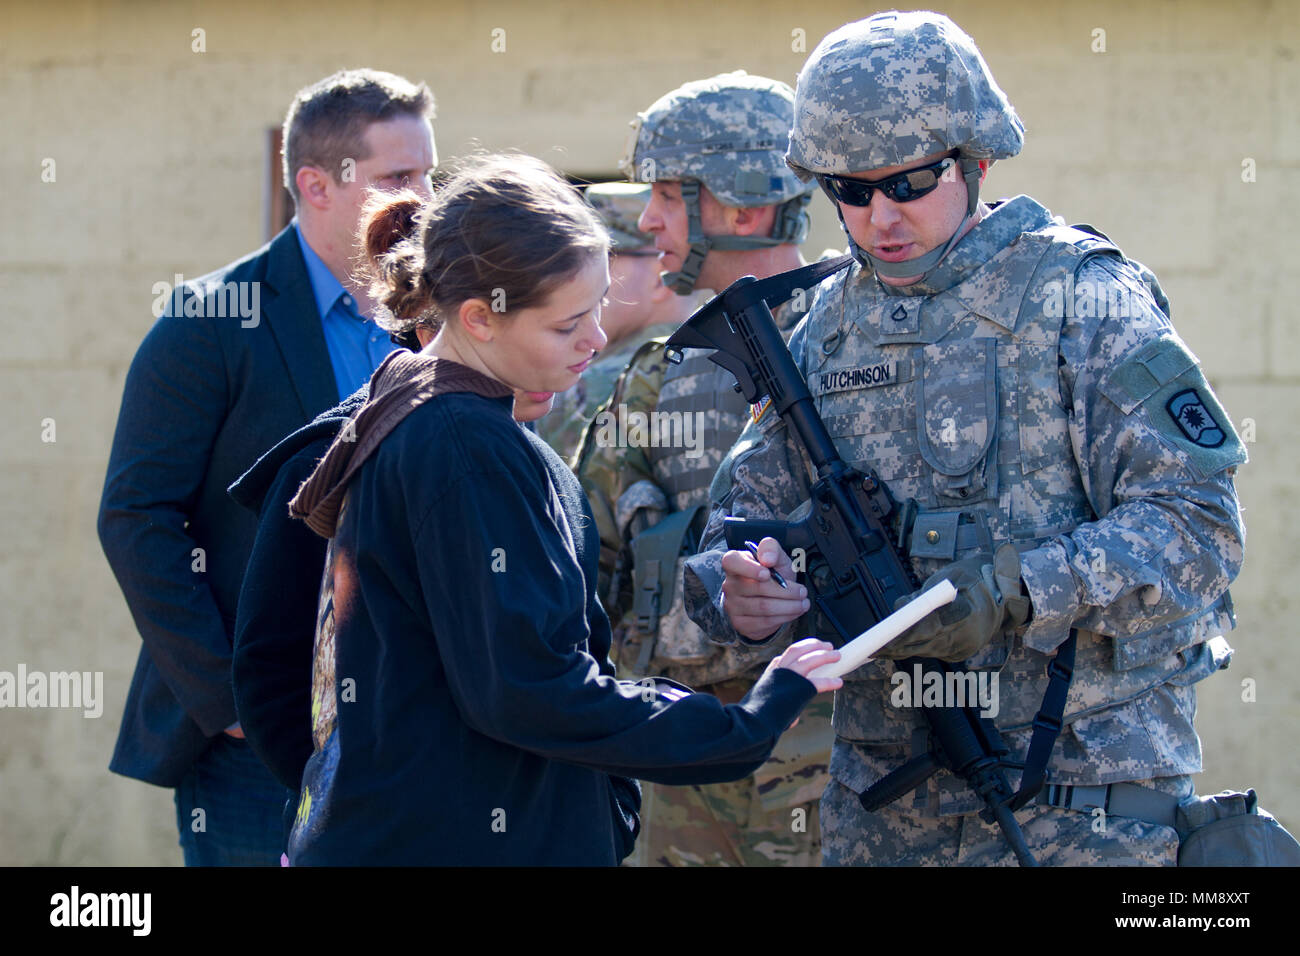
[1036,782,1179,830]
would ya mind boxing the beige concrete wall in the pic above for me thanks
[2,0,1295,864]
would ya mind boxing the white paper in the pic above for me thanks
[808,579,959,680]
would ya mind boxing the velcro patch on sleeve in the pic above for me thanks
[1102,335,1197,415]
[1101,336,1246,479]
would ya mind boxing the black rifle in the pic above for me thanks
[665,259,1038,866]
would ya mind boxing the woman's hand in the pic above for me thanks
[768,638,842,694]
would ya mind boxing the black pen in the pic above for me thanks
[743,539,788,589]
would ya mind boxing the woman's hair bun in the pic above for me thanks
[358,189,435,326]
[362,189,426,264]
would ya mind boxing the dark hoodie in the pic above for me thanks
[282,351,815,865]
[229,385,371,792]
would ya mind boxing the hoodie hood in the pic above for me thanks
[228,385,372,514]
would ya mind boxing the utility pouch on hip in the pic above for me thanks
[1176,789,1300,866]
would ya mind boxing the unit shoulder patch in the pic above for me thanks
[1102,336,1246,479]
[1166,388,1226,448]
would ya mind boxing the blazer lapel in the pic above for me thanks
[262,225,340,418]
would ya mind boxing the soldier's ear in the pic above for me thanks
[731,203,777,238]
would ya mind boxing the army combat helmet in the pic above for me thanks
[620,71,816,294]
[787,11,1025,281]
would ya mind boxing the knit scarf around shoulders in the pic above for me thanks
[289,350,513,538]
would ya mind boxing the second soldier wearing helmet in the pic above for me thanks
[684,12,1247,866]
[621,71,814,295]
[574,71,833,867]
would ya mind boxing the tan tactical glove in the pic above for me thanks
[878,543,1031,662]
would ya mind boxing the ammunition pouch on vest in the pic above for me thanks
[622,499,783,687]
[625,504,711,674]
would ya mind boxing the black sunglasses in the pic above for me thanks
[817,156,957,207]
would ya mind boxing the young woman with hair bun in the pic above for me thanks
[286,154,839,865]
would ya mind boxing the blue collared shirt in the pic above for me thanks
[295,223,398,400]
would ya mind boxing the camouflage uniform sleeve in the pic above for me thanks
[683,318,818,646]
[1017,255,1247,653]
[574,341,670,610]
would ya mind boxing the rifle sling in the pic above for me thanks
[1010,628,1077,810]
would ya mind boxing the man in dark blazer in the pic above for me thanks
[98,69,436,865]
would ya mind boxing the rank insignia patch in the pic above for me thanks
[1166,389,1226,448]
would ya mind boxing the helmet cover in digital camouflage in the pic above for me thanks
[787,11,1023,177]
[620,71,815,293]
[787,11,1025,280]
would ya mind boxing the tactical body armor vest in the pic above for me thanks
[801,220,1234,746]
[647,299,805,510]
[649,354,750,512]
[627,301,806,686]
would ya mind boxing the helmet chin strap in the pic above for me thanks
[660,180,808,295]
[660,179,714,295]
[849,157,983,283]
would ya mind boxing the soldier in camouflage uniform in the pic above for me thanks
[684,11,1247,866]
[574,72,833,867]
[536,183,698,464]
